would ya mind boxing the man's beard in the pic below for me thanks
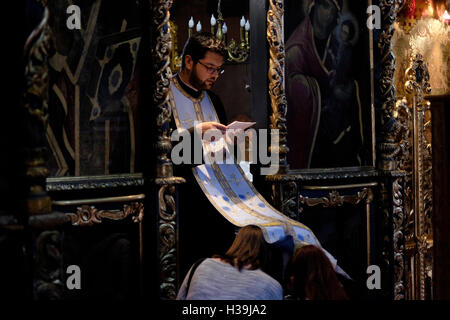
[189,69,214,90]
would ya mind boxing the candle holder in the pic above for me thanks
[186,0,250,64]
[169,20,182,72]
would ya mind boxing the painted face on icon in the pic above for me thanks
[315,0,339,30]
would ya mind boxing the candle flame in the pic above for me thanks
[240,16,245,27]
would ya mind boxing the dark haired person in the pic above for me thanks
[172,32,229,136]
[169,32,237,280]
[285,244,348,300]
[176,225,283,300]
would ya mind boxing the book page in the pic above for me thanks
[226,121,256,131]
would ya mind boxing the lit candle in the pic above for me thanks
[245,20,250,31]
[245,20,250,49]
[240,16,245,45]
[222,22,227,44]
[222,22,227,34]
[196,21,202,33]
[188,16,194,37]
[240,16,245,28]
[211,14,216,34]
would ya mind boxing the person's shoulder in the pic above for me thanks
[205,90,220,100]
[200,257,231,270]
[255,271,283,299]
[198,257,217,267]
[204,90,224,108]
[202,257,219,265]
[252,269,282,286]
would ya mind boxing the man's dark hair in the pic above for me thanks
[181,32,227,69]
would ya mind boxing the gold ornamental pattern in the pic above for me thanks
[395,53,433,300]
[158,184,177,300]
[154,0,174,179]
[377,0,405,171]
[67,202,144,226]
[267,0,289,173]
[298,188,373,208]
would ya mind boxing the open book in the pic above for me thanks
[206,121,255,154]
[226,121,256,131]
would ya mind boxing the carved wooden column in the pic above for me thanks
[377,173,406,300]
[267,0,289,174]
[23,0,54,215]
[396,54,433,300]
[22,0,60,300]
[152,0,185,300]
[375,0,407,300]
[376,0,405,172]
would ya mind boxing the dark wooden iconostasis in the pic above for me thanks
[157,0,408,301]
[1,0,448,301]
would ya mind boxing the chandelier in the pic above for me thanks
[188,0,250,63]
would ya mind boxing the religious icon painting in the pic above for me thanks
[284,0,375,169]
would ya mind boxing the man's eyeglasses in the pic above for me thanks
[197,61,225,75]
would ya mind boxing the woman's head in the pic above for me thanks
[286,245,348,300]
[222,225,271,271]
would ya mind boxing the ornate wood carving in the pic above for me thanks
[169,20,182,73]
[396,54,433,300]
[46,174,145,191]
[374,2,411,298]
[299,188,373,208]
[378,180,393,298]
[23,2,54,215]
[267,0,289,173]
[392,178,405,300]
[280,182,299,219]
[158,184,177,300]
[265,166,379,182]
[34,230,63,300]
[153,0,174,179]
[376,173,406,300]
[376,0,405,171]
[66,202,143,226]
[152,0,184,300]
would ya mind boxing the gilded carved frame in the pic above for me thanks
[395,53,433,300]
[266,0,415,175]
[268,0,380,173]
